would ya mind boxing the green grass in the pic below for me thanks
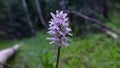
[4,32,54,68]
[0,32,120,68]
[61,34,120,68]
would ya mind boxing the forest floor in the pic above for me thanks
[0,31,120,68]
[0,11,120,68]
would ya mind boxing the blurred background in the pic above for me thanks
[0,0,120,68]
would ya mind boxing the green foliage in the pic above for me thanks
[40,50,54,68]
[61,34,120,68]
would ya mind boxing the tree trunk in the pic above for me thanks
[0,44,21,68]
[21,0,35,35]
[100,0,109,19]
[34,0,48,28]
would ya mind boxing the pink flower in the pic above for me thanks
[47,10,72,46]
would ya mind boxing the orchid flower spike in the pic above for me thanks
[47,10,72,47]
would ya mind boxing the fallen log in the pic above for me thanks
[66,10,119,40]
[0,44,21,68]
[66,10,119,34]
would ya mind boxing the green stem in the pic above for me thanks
[56,46,61,68]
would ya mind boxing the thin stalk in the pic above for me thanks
[56,46,61,68]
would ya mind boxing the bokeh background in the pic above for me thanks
[0,0,120,68]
